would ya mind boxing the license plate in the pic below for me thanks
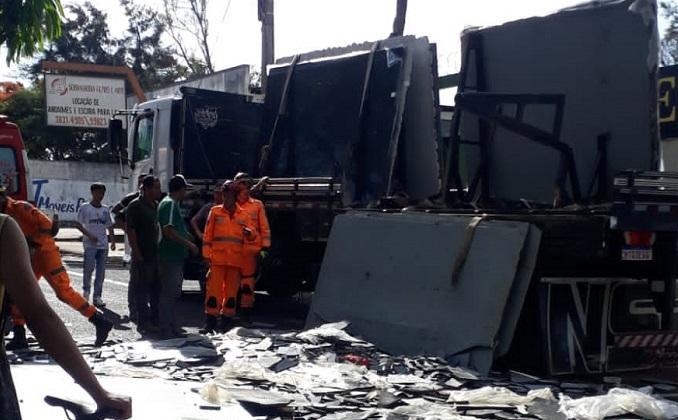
[621,247,653,261]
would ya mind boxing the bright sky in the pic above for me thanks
[0,0,667,85]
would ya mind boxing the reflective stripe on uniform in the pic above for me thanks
[213,236,243,244]
[49,266,67,276]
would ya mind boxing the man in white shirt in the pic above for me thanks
[76,183,116,307]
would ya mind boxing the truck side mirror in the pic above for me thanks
[108,118,123,153]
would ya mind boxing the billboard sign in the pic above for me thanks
[45,74,126,129]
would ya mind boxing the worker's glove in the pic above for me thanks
[242,227,255,240]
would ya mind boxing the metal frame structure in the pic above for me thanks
[443,34,582,208]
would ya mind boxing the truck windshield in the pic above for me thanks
[133,114,153,163]
[0,146,18,194]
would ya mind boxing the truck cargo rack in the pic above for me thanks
[443,33,581,207]
[612,170,678,231]
[259,177,342,210]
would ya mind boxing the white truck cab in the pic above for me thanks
[126,96,175,192]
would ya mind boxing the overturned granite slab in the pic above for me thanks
[306,211,541,374]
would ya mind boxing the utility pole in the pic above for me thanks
[390,0,408,38]
[259,0,275,93]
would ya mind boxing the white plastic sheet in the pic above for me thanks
[558,387,678,420]
[387,401,479,420]
[296,321,366,344]
[200,380,293,406]
[91,359,171,380]
[447,386,556,405]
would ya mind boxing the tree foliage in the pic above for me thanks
[119,0,191,88]
[0,0,64,64]
[27,1,186,90]
[6,1,193,161]
[46,2,120,65]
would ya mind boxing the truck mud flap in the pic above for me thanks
[541,278,678,375]
[305,211,541,374]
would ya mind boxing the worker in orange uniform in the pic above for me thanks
[0,189,113,349]
[234,173,270,318]
[201,181,257,333]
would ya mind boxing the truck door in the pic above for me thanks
[129,111,155,186]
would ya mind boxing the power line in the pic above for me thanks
[214,0,233,45]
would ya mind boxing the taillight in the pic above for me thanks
[624,231,656,247]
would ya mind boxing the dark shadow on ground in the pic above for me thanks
[178,291,310,331]
[61,256,126,270]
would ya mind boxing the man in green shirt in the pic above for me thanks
[158,174,198,338]
[125,175,162,335]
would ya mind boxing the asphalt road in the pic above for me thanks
[33,229,309,346]
[17,232,678,392]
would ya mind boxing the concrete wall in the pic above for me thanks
[29,160,127,221]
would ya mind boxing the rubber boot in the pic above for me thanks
[239,308,253,326]
[5,325,28,350]
[199,314,217,334]
[89,312,113,347]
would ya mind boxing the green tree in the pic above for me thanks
[119,0,189,90]
[7,1,192,162]
[46,2,122,65]
[13,3,123,163]
[0,0,64,64]
[23,2,123,82]
[26,1,189,89]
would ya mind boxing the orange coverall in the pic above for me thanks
[6,198,96,325]
[238,198,270,309]
[202,205,257,317]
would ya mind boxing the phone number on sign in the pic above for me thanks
[54,115,108,127]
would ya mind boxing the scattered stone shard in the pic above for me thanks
[9,324,678,419]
